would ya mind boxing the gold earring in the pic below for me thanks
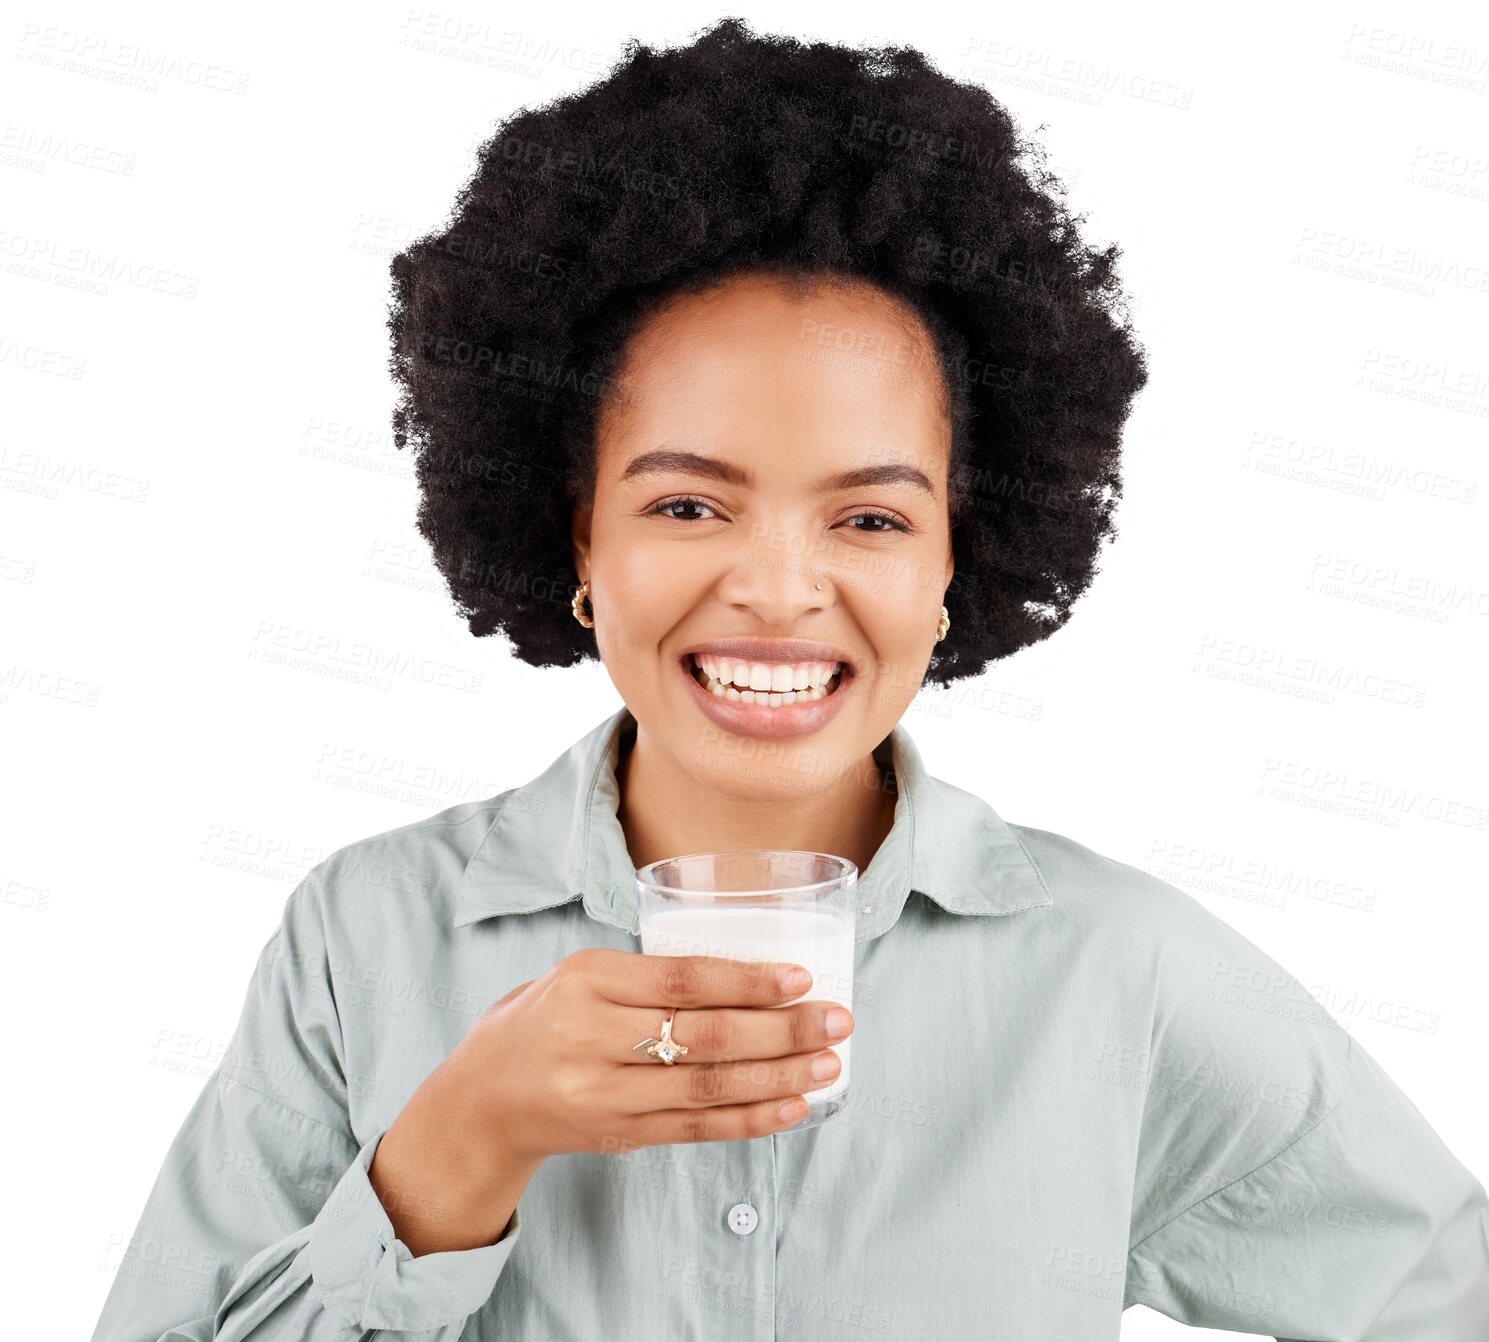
[572,580,595,629]
[935,606,950,642]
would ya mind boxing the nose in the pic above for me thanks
[713,542,835,627]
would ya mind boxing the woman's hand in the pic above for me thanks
[462,947,854,1157]
[369,947,855,1255]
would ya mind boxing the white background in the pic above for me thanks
[3,2,1486,1337]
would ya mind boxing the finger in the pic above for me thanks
[490,979,533,1011]
[626,1093,813,1147]
[576,947,811,1009]
[616,1001,854,1065]
[614,1047,841,1113]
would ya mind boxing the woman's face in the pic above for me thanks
[571,270,955,799]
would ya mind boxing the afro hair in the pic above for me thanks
[387,16,1148,687]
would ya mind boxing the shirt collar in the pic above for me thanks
[453,704,1052,941]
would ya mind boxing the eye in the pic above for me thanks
[647,494,719,522]
[645,496,911,534]
[842,509,911,535]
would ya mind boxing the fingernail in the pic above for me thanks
[780,966,811,992]
[824,1008,853,1039]
[779,1098,807,1121]
[811,1050,841,1081]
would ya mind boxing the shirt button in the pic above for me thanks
[726,1202,759,1236]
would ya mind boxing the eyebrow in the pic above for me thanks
[618,448,937,498]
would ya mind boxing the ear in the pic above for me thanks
[570,495,593,581]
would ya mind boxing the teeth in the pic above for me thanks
[690,654,844,707]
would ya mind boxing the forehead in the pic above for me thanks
[597,272,950,473]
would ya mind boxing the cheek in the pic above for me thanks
[860,580,934,654]
[853,586,938,703]
[608,545,685,618]
[591,536,689,676]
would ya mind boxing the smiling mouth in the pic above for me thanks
[685,654,847,708]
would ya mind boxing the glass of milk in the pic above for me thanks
[635,850,857,1132]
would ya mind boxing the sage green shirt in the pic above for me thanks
[91,704,1489,1341]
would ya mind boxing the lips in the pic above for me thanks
[677,651,855,741]
[679,638,858,674]
[684,652,839,703]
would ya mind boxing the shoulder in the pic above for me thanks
[1010,821,1278,968]
[284,791,516,941]
[1013,819,1354,1120]
[1019,817,1347,1003]
[1010,823,1359,1205]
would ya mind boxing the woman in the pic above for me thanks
[93,18,1488,1342]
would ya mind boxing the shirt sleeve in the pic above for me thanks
[1122,905,1489,1340]
[89,865,523,1342]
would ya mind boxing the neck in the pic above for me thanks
[615,721,899,878]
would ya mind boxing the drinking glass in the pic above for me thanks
[635,850,856,1132]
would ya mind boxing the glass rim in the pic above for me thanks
[634,848,856,899]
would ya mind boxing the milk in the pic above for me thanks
[639,904,854,1102]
